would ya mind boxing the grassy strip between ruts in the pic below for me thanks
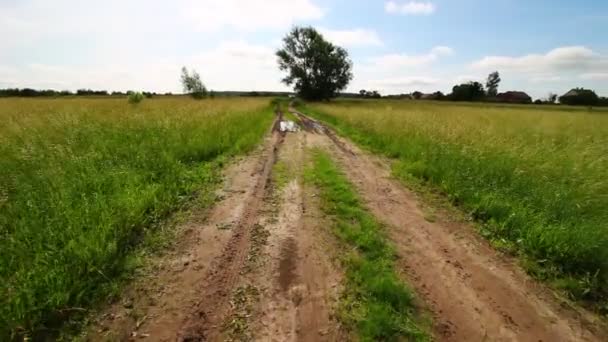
[0,97,274,339]
[306,149,429,341]
[298,100,608,312]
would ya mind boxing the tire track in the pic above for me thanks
[178,111,286,341]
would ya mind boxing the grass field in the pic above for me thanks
[301,100,608,307]
[0,97,273,338]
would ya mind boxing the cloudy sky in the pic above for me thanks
[1,0,607,99]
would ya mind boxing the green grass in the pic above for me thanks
[283,111,299,122]
[300,100,608,310]
[0,97,274,339]
[306,149,429,341]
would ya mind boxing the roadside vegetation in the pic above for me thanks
[300,100,608,310]
[307,150,429,341]
[0,97,273,339]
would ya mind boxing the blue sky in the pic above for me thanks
[1,0,607,99]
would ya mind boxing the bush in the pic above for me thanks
[128,92,145,104]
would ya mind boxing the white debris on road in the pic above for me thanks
[279,120,299,132]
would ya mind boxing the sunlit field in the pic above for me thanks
[303,100,608,305]
[0,97,273,338]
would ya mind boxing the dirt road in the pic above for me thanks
[86,108,606,341]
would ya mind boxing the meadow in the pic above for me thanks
[302,100,608,306]
[0,97,273,338]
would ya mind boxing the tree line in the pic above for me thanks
[0,88,165,98]
[365,74,608,106]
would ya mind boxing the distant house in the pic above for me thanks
[559,88,600,106]
[420,92,445,100]
[496,91,532,104]
[561,89,580,98]
[420,93,436,100]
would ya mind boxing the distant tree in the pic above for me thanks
[180,66,208,99]
[276,26,353,101]
[128,92,145,104]
[559,88,599,106]
[21,88,39,97]
[547,93,558,104]
[76,89,109,96]
[412,91,423,100]
[449,82,486,101]
[0,88,76,97]
[359,89,367,97]
[370,90,381,98]
[486,71,501,97]
[430,91,445,100]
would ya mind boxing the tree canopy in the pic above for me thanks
[180,67,208,99]
[450,82,486,101]
[276,27,353,101]
[486,71,501,97]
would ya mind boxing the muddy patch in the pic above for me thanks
[278,237,298,292]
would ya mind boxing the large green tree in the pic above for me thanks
[276,27,353,101]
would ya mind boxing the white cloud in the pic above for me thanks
[368,77,438,88]
[0,0,324,46]
[471,46,602,72]
[318,28,383,47]
[0,0,323,91]
[350,47,454,94]
[470,46,608,96]
[452,74,483,84]
[0,0,326,54]
[183,0,324,32]
[385,1,436,15]
[431,46,454,56]
[580,72,608,80]
[530,75,562,83]
[366,46,454,69]
[0,41,287,92]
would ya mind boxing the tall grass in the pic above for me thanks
[302,100,608,307]
[0,97,273,338]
